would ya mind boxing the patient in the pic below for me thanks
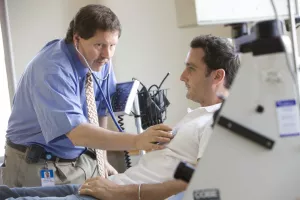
[0,35,239,200]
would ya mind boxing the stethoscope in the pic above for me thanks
[75,43,110,81]
[75,43,123,132]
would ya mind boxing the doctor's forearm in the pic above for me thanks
[98,116,108,129]
[66,123,136,151]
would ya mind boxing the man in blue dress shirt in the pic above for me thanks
[2,4,172,187]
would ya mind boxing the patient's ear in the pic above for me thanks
[212,69,225,85]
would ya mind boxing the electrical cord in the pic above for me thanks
[152,73,170,97]
[117,115,132,169]
[92,72,134,169]
[105,76,132,169]
[147,84,159,92]
[131,111,140,117]
[158,72,170,90]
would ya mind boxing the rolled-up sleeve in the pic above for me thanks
[31,65,87,144]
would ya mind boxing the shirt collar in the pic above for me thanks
[188,103,222,114]
[203,103,222,113]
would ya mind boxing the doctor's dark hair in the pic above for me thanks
[65,4,121,43]
[190,35,240,89]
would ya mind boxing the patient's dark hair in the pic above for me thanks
[190,35,240,89]
[65,4,122,43]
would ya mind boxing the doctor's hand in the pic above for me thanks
[79,177,118,200]
[135,124,173,151]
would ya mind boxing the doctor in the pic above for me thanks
[2,4,172,187]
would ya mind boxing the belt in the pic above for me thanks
[6,140,96,163]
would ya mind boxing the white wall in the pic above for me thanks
[99,0,231,131]
[0,22,11,164]
[6,0,98,81]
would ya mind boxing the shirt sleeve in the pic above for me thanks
[197,124,214,160]
[31,63,88,144]
[97,61,117,117]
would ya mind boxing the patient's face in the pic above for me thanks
[180,48,216,106]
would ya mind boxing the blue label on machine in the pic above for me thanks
[275,99,300,137]
[276,99,296,107]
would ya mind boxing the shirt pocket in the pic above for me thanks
[53,162,84,184]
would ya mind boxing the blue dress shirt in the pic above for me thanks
[6,39,117,159]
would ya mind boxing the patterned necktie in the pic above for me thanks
[85,71,106,177]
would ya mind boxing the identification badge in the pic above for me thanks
[276,99,300,137]
[40,169,55,186]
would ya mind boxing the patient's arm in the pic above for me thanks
[79,177,187,200]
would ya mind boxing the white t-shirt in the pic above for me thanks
[109,103,221,185]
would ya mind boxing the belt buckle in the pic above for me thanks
[55,157,60,163]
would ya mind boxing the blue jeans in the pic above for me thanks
[0,184,97,200]
[168,192,184,200]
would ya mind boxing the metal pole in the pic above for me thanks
[132,95,145,155]
[287,0,300,115]
[288,0,299,71]
[0,0,16,105]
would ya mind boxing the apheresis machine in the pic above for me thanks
[173,0,300,199]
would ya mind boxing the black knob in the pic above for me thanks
[256,105,264,113]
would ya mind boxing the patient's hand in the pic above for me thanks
[79,177,118,200]
[106,161,118,177]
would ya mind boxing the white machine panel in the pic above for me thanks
[175,0,300,27]
[183,40,300,199]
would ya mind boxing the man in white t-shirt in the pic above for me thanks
[1,35,240,200]
[109,103,221,185]
[105,35,239,186]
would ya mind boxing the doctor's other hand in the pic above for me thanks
[135,124,173,151]
[79,177,118,200]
